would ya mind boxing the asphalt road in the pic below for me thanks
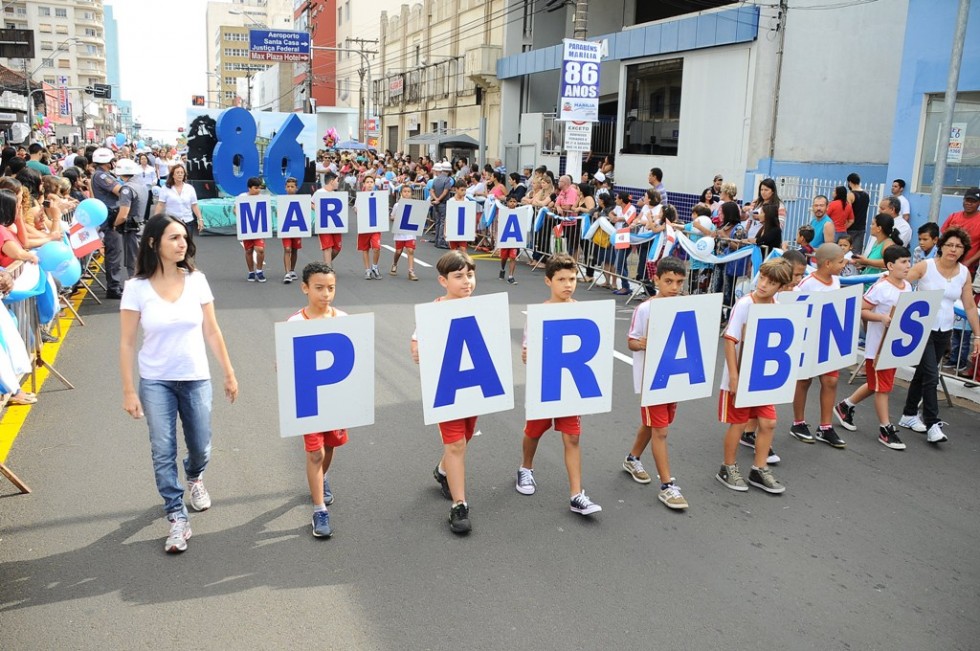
[1,233,978,650]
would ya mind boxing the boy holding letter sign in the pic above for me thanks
[277,262,374,538]
[518,254,611,515]
[389,185,427,281]
[717,258,796,494]
[412,251,513,534]
[446,187,476,250]
[235,176,269,282]
[313,171,346,266]
[497,200,530,285]
[278,177,311,284]
[356,175,388,280]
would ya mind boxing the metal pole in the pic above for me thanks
[573,0,589,40]
[478,116,486,170]
[928,0,971,224]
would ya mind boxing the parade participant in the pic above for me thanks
[389,184,419,281]
[515,254,602,515]
[280,177,302,284]
[119,215,238,553]
[155,164,203,238]
[236,177,267,282]
[358,175,383,279]
[318,171,343,265]
[448,183,471,251]
[497,196,521,285]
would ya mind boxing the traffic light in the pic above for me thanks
[191,95,205,106]
[85,83,111,98]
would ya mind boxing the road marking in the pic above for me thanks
[380,244,432,267]
[613,350,633,365]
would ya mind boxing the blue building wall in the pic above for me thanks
[103,5,121,90]
[888,0,980,229]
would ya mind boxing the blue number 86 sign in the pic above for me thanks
[213,108,308,195]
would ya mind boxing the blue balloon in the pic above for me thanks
[116,132,126,146]
[37,241,74,273]
[53,257,81,287]
[137,140,145,149]
[75,198,108,227]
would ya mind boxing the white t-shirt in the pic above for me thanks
[287,306,348,323]
[610,203,636,228]
[893,215,912,247]
[896,194,911,218]
[120,271,215,381]
[637,204,661,234]
[155,157,172,179]
[863,275,911,358]
[916,258,969,331]
[795,273,840,293]
[628,298,656,393]
[159,183,198,222]
[719,293,766,391]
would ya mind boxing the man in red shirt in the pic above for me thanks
[941,186,980,275]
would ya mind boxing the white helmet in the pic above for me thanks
[92,147,115,164]
[114,159,142,177]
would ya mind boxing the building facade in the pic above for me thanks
[293,0,336,113]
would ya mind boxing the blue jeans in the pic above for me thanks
[615,248,630,289]
[139,379,213,519]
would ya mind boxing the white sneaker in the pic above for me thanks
[164,518,191,553]
[188,479,211,511]
[570,491,602,515]
[926,422,948,443]
[515,467,536,495]
[898,414,927,433]
[364,270,373,280]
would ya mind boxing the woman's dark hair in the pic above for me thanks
[833,185,848,209]
[645,189,661,204]
[0,189,18,226]
[135,215,196,278]
[137,153,150,166]
[662,204,678,223]
[0,146,16,174]
[700,188,713,203]
[872,213,903,246]
[761,203,780,233]
[937,227,971,263]
[755,178,780,206]
[62,166,80,187]
[165,163,186,188]
[14,168,41,199]
[0,176,22,195]
[493,171,505,185]
[577,182,594,198]
[4,157,26,177]
[720,201,741,228]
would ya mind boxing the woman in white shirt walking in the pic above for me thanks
[155,164,204,236]
[135,153,158,189]
[119,215,238,553]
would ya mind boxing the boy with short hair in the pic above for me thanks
[834,246,913,450]
[837,235,859,277]
[622,256,690,509]
[389,184,419,281]
[516,254,601,515]
[789,243,848,449]
[796,224,815,257]
[358,174,383,280]
[287,262,348,537]
[410,251,479,534]
[281,177,303,284]
[498,196,520,285]
[238,176,267,282]
[318,171,343,266]
[448,184,471,252]
[912,222,939,266]
[716,258,793,494]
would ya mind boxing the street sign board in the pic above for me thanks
[248,29,310,62]
[557,38,600,122]
[0,29,34,59]
[564,121,592,151]
[58,75,70,117]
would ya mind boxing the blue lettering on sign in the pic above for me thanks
[239,201,268,235]
[213,107,260,196]
[499,213,523,242]
[541,319,601,402]
[363,194,379,228]
[892,300,929,358]
[818,297,856,363]
[455,205,468,236]
[433,316,505,408]
[264,114,306,195]
[748,318,795,392]
[651,311,706,390]
[292,333,355,418]
[317,196,344,229]
[398,203,421,233]
[280,199,307,234]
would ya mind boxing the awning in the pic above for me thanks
[404,132,479,149]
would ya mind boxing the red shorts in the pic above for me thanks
[448,241,468,251]
[243,238,265,251]
[303,429,349,452]
[438,416,478,445]
[718,390,777,425]
[641,403,677,428]
[866,359,896,393]
[498,248,518,260]
[357,232,381,250]
[318,233,343,251]
[524,416,581,438]
[394,239,416,250]
[281,237,303,250]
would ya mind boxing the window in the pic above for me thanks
[38,6,51,16]
[634,0,735,26]
[41,41,53,51]
[58,59,70,69]
[916,91,980,194]
[43,76,56,85]
[224,77,234,85]
[84,28,99,37]
[55,24,68,34]
[622,57,683,156]
[55,8,67,17]
[39,23,52,32]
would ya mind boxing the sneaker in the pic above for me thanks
[408,270,418,281]
[371,268,381,279]
[748,466,786,494]
[164,517,191,553]
[499,269,505,280]
[365,270,372,280]
[926,422,948,444]
[878,425,906,450]
[323,474,334,506]
[898,414,927,433]
[789,422,815,443]
[255,270,267,283]
[815,426,846,449]
[834,401,857,431]
[658,484,689,510]
[449,502,471,534]
[767,448,781,465]
[390,265,398,276]
[570,491,602,515]
[283,273,293,284]
[188,479,211,511]
[507,276,518,285]
[311,510,332,538]
[515,467,536,495]
[716,464,748,492]
[433,465,451,500]
[739,431,756,449]
[622,456,652,484]
[247,271,256,282]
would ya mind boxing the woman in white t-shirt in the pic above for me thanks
[119,215,238,554]
[155,164,204,236]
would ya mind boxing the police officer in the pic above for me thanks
[113,158,149,282]
[91,147,124,298]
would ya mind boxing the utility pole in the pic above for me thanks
[347,37,379,141]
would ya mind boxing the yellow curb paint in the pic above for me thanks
[0,286,89,464]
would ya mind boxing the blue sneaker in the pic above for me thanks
[312,510,332,538]
[247,271,256,282]
[323,474,334,506]
[255,270,267,283]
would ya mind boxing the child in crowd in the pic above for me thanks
[238,176,267,282]
[594,193,617,289]
[685,204,716,294]
[516,254,602,515]
[498,195,520,285]
[716,257,793,494]
[622,256,690,509]
[389,184,419,281]
[837,235,859,277]
[448,184,472,251]
[610,191,637,295]
[834,246,913,450]
[317,171,343,266]
[789,243,848,449]
[796,224,815,257]
[287,262,348,537]
[281,177,302,284]
[912,222,939,266]
[411,251,479,534]
[358,174,383,279]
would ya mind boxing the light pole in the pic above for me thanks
[311,45,377,141]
